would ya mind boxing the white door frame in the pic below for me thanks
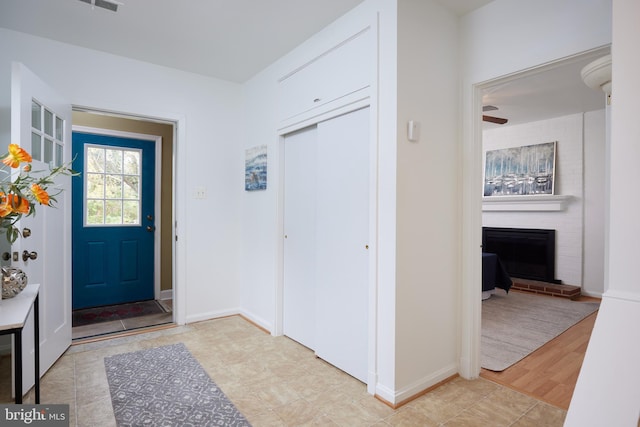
[72,125,164,303]
[459,46,611,378]
[71,107,186,325]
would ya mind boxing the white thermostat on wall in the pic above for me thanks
[407,120,420,142]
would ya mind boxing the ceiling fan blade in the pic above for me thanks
[482,105,499,112]
[483,115,508,125]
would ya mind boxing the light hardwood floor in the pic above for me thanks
[481,296,599,410]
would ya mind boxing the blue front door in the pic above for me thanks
[72,132,155,309]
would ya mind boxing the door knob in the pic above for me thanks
[22,250,38,261]
[146,226,155,232]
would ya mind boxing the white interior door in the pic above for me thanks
[283,126,318,350]
[315,107,370,382]
[11,62,72,395]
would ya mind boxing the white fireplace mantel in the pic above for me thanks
[482,195,572,212]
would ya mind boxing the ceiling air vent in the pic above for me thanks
[78,0,121,12]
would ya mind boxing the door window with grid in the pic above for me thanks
[31,99,64,166]
[84,144,141,226]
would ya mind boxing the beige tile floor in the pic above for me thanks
[1,315,566,426]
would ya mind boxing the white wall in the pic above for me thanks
[394,0,459,397]
[606,5,640,298]
[240,0,398,396]
[460,0,612,85]
[459,0,612,378]
[238,69,280,331]
[566,0,640,424]
[0,28,244,324]
[241,0,462,404]
[239,0,378,332]
[482,112,606,289]
[583,109,606,296]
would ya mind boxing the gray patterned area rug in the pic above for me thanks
[104,343,251,426]
[482,291,599,372]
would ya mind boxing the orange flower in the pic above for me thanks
[0,193,29,216]
[8,194,29,214]
[0,144,76,243]
[31,184,50,205]
[1,144,33,168]
[0,193,9,217]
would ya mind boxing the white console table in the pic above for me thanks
[0,283,40,404]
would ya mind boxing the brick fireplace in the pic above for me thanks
[482,226,581,299]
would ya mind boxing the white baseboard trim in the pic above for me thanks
[367,371,377,395]
[374,383,396,404]
[237,309,273,334]
[375,363,458,405]
[185,308,240,324]
[603,289,640,303]
[159,289,173,301]
[458,355,479,380]
[581,289,604,298]
[183,307,273,332]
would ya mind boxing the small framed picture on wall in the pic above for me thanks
[245,145,267,191]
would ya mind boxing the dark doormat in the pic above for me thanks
[72,300,166,327]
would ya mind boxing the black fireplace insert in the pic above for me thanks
[482,227,558,283]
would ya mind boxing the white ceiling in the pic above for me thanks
[0,0,608,125]
[482,48,610,128]
[0,0,368,83]
[0,0,497,83]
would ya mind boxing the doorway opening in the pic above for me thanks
[70,109,176,341]
[474,46,609,409]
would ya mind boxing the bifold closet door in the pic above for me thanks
[283,125,318,350]
[315,107,370,383]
